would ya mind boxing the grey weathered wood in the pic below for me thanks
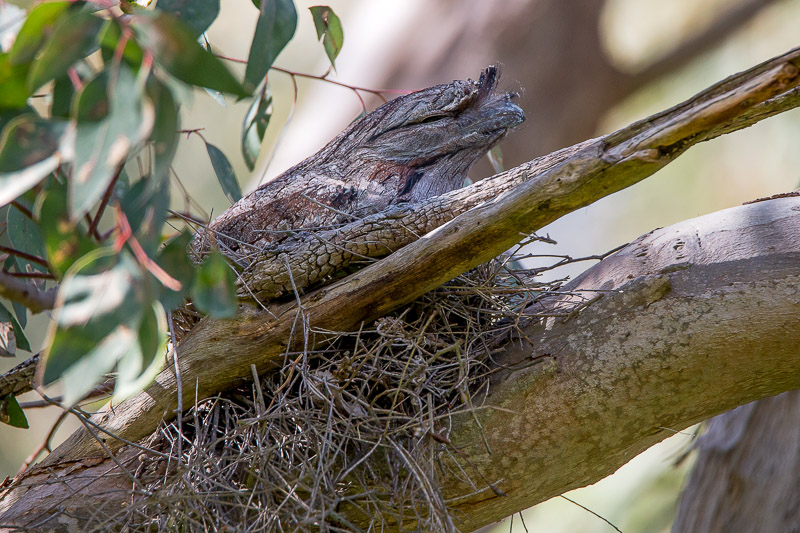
[34,47,800,468]
[2,196,799,531]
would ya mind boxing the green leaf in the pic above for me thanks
[241,85,272,170]
[70,66,155,219]
[51,77,76,119]
[309,6,343,69]
[6,197,47,273]
[1,394,29,428]
[192,250,237,318]
[0,53,30,110]
[99,19,144,68]
[27,10,104,92]
[119,177,170,256]
[43,250,149,402]
[0,301,30,354]
[156,0,220,37]
[155,231,195,311]
[8,1,71,65]
[146,78,180,181]
[114,301,166,401]
[39,181,96,277]
[205,142,242,203]
[132,11,248,97]
[0,115,66,207]
[244,0,297,90]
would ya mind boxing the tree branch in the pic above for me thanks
[441,196,800,530]
[30,46,800,467]
[0,270,56,314]
[3,196,799,530]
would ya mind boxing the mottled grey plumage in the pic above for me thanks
[192,67,524,262]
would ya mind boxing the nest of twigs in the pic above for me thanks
[103,237,574,532]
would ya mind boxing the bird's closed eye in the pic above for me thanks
[416,113,449,125]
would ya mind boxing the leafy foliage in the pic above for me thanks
[309,6,344,69]
[0,0,348,422]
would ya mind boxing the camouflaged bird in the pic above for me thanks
[192,66,524,263]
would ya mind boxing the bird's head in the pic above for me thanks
[341,66,525,200]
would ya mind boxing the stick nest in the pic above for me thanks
[103,239,571,532]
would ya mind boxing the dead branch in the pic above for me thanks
[28,46,800,470]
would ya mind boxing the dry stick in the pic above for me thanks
[40,47,800,466]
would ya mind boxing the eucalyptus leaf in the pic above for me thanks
[156,0,220,37]
[205,142,242,203]
[39,181,97,277]
[99,18,144,68]
[8,1,71,65]
[70,65,155,219]
[241,85,272,170]
[119,177,170,255]
[6,197,46,273]
[0,301,29,353]
[26,10,104,92]
[0,53,29,110]
[192,250,237,318]
[147,78,180,181]
[0,394,28,428]
[43,250,148,392]
[114,302,166,401]
[133,11,248,97]
[309,6,343,69]
[51,77,75,119]
[0,115,66,207]
[244,0,297,90]
[155,231,195,311]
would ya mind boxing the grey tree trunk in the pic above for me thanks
[673,391,800,533]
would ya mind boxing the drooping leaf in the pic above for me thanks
[132,11,248,97]
[0,394,29,428]
[27,10,104,92]
[0,301,29,353]
[241,85,272,170]
[192,250,237,318]
[51,77,75,118]
[0,53,29,110]
[146,78,180,181]
[155,231,195,311]
[244,0,297,90]
[43,250,149,401]
[309,6,343,69]
[99,18,144,68]
[70,65,155,219]
[8,1,71,65]
[39,181,97,277]
[155,0,220,37]
[205,142,241,203]
[0,115,66,207]
[114,301,166,400]
[6,196,47,273]
[119,176,170,255]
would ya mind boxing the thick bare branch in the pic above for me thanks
[240,46,800,302]
[440,196,800,530]
[3,196,798,531]
[33,46,800,467]
[0,271,55,314]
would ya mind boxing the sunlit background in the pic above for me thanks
[2,0,799,531]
